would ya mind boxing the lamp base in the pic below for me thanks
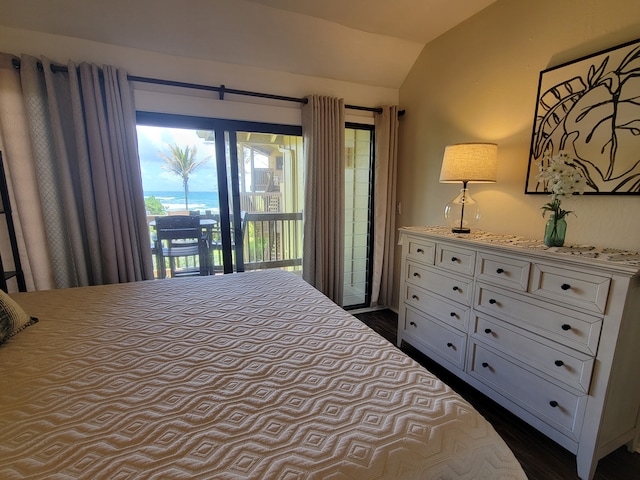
[444,187,480,235]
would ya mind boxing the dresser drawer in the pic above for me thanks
[406,261,473,306]
[475,283,603,355]
[530,263,611,314]
[405,284,470,332]
[436,243,476,276]
[468,341,587,440]
[406,236,436,265]
[472,315,595,393]
[404,308,466,369]
[476,252,530,291]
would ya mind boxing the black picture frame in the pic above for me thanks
[525,37,640,194]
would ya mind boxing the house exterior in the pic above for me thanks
[1,0,639,311]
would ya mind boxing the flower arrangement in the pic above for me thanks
[536,150,586,246]
[537,150,586,217]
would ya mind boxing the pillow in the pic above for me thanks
[0,289,38,345]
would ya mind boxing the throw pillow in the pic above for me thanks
[0,289,38,345]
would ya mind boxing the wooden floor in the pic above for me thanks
[352,309,640,480]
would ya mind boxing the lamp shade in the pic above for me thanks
[439,143,498,183]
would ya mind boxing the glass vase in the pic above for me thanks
[543,215,567,247]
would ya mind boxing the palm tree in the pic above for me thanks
[158,143,208,210]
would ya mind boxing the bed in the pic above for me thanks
[1,269,526,479]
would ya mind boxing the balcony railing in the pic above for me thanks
[151,211,303,276]
[242,212,303,271]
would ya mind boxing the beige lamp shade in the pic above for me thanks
[439,143,498,183]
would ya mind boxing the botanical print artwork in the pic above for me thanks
[526,38,640,194]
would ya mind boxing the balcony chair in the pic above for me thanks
[154,215,209,278]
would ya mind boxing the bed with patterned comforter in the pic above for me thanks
[0,269,526,479]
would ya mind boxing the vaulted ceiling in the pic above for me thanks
[0,0,496,88]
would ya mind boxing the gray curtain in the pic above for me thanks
[0,55,47,290]
[301,95,345,305]
[0,53,153,289]
[371,105,399,307]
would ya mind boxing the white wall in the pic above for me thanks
[398,0,640,252]
[0,25,398,125]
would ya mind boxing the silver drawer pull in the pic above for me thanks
[416,248,424,253]
[413,272,421,278]
[409,321,417,327]
[496,268,504,274]
[489,298,497,304]
[561,283,571,291]
[561,324,572,331]
[412,294,419,300]
[549,400,559,408]
[555,360,564,367]
[484,328,492,334]
[451,256,458,262]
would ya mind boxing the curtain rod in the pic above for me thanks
[12,58,405,116]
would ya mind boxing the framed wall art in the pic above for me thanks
[525,37,640,194]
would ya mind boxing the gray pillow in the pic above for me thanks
[0,289,38,345]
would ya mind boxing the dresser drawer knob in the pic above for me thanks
[452,286,459,291]
[555,360,565,367]
[489,298,497,304]
[484,328,492,334]
[561,283,571,291]
[409,321,417,327]
[561,324,572,331]
[413,272,421,278]
[412,294,419,300]
[481,362,490,368]
[447,342,454,348]
[416,248,424,253]
[496,268,504,274]
[549,400,559,408]
[451,256,458,262]
[450,312,456,317]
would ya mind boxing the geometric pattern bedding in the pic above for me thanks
[0,270,527,479]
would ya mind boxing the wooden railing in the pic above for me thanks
[241,212,303,270]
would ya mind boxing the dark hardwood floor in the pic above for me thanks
[352,309,640,480]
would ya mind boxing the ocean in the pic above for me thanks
[145,190,219,213]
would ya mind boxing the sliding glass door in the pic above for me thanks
[136,113,303,275]
[136,112,375,308]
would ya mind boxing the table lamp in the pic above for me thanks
[439,143,497,233]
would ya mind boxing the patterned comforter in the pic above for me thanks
[0,270,526,479]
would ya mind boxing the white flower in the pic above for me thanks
[536,150,586,199]
[536,150,586,220]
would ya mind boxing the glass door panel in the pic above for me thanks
[344,126,374,308]
[230,130,304,272]
[136,124,219,278]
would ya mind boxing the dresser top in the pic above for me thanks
[400,225,640,271]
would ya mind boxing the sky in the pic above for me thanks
[136,125,218,192]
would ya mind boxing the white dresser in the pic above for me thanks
[397,226,640,480]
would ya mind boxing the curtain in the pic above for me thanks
[301,95,345,305]
[0,53,153,290]
[370,105,399,307]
